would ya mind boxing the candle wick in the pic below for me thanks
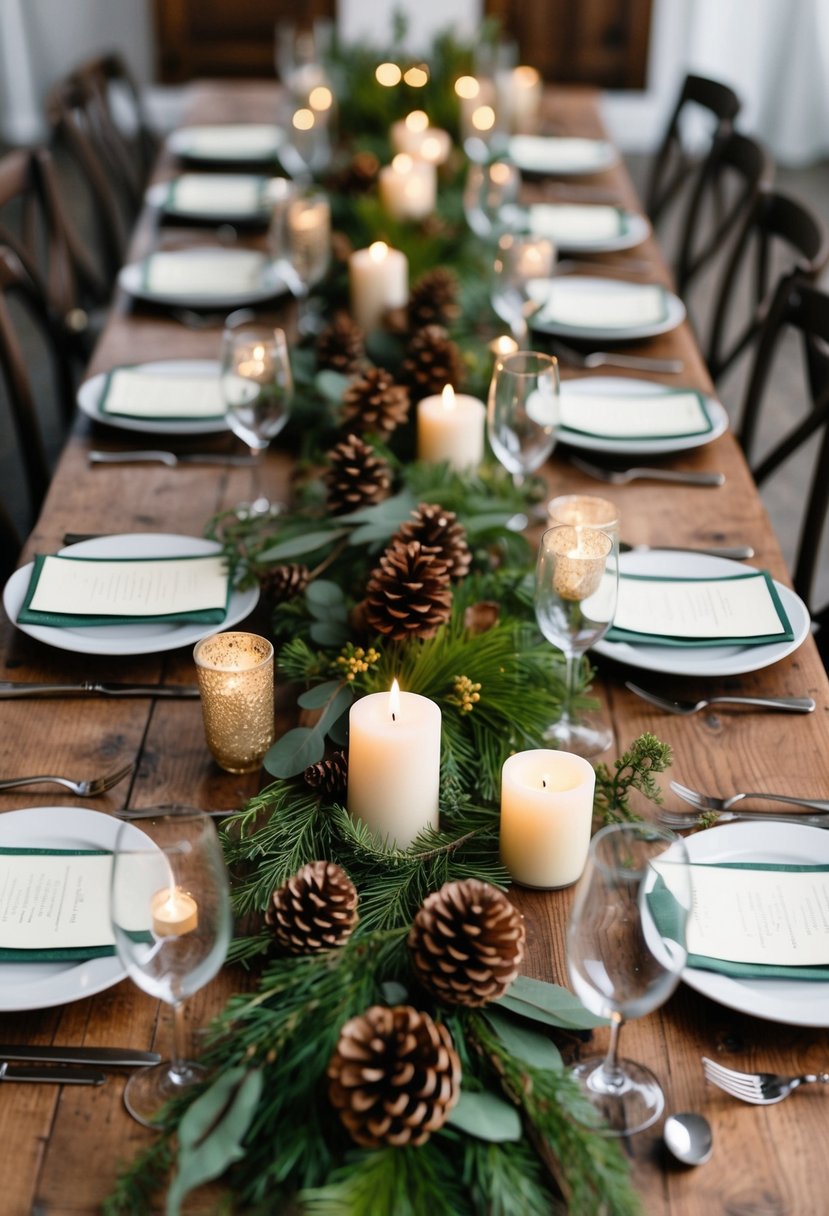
[542,779,546,788]
[392,712,396,722]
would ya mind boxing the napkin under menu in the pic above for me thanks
[17,553,230,627]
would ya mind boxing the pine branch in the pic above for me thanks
[593,733,674,825]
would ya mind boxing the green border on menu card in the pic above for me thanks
[560,387,714,441]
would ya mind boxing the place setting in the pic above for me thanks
[145,173,290,226]
[117,245,291,311]
[166,123,285,165]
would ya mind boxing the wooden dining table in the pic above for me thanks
[1,78,828,1215]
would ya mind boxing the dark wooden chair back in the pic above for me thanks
[0,495,22,583]
[645,73,742,226]
[737,276,829,621]
[706,188,829,383]
[675,130,774,295]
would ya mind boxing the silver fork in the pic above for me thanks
[671,779,829,814]
[626,681,816,715]
[570,455,725,486]
[550,338,683,374]
[702,1057,829,1104]
[0,762,135,797]
[656,807,829,829]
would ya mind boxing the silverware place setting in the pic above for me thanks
[0,681,200,699]
[548,338,684,373]
[656,807,829,829]
[702,1057,829,1105]
[88,449,256,467]
[0,762,135,797]
[670,779,829,814]
[626,681,815,715]
[619,543,755,559]
[569,454,725,486]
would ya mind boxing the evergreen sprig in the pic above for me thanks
[592,732,674,824]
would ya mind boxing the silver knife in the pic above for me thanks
[0,1045,160,1066]
[0,1062,105,1085]
[89,450,255,467]
[0,681,200,699]
[620,542,755,560]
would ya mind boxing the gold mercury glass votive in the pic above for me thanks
[547,494,620,547]
[549,525,612,601]
[193,632,275,774]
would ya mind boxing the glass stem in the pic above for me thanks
[561,649,576,727]
[600,1011,625,1091]
[169,1000,190,1084]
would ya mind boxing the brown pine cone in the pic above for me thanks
[327,1004,461,1147]
[362,539,452,640]
[258,562,310,603]
[408,268,460,331]
[399,325,465,401]
[265,860,358,953]
[325,433,393,515]
[408,879,525,1006]
[316,311,366,375]
[341,368,410,439]
[304,750,348,801]
[392,503,472,581]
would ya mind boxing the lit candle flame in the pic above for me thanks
[389,678,401,723]
[441,384,456,412]
[472,105,495,132]
[292,108,315,131]
[455,75,480,100]
[404,65,429,88]
[309,85,333,111]
[392,153,413,175]
[376,62,402,87]
[405,110,429,132]
[369,241,389,262]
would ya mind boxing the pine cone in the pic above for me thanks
[328,1004,460,1147]
[259,562,310,603]
[329,150,380,196]
[392,503,472,581]
[325,433,393,515]
[304,750,348,801]
[408,268,460,331]
[341,368,410,439]
[316,312,366,375]
[408,879,526,1007]
[362,540,452,640]
[265,860,358,953]
[399,325,465,402]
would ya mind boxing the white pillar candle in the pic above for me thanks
[347,681,441,848]
[417,384,486,470]
[496,65,543,134]
[499,749,595,888]
[348,240,409,333]
[378,153,437,221]
[391,111,451,165]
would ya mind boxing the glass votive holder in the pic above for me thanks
[193,632,275,774]
[547,494,620,547]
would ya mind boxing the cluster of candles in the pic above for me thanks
[346,680,595,887]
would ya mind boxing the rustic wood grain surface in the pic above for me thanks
[0,81,827,1215]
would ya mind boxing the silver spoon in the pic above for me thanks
[663,1113,713,1166]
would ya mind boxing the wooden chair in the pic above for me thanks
[0,147,108,379]
[0,495,22,583]
[705,188,829,384]
[675,129,774,296]
[736,276,829,641]
[0,245,69,524]
[645,73,742,227]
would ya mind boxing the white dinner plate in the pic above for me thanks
[167,123,283,164]
[558,376,728,456]
[529,275,686,340]
[515,206,651,253]
[679,821,829,1026]
[77,359,229,437]
[145,177,276,224]
[0,807,149,1012]
[508,135,619,176]
[4,534,259,657]
[118,249,288,309]
[593,551,810,677]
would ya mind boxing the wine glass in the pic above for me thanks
[463,159,522,240]
[534,523,619,756]
[566,822,690,1135]
[110,808,232,1126]
[278,91,334,184]
[282,189,331,334]
[487,350,559,527]
[221,320,293,517]
[491,232,555,342]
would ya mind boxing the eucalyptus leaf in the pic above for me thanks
[297,679,344,710]
[167,1067,263,1216]
[306,579,346,612]
[259,529,349,562]
[463,513,516,534]
[380,980,408,1004]
[315,369,350,404]
[495,976,608,1030]
[316,683,355,733]
[482,1008,562,1071]
[264,727,325,778]
[327,710,350,748]
[446,1088,522,1143]
[310,619,352,647]
[336,489,417,525]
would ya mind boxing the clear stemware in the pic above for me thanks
[566,822,690,1135]
[278,92,334,184]
[282,189,331,333]
[491,232,555,342]
[220,320,293,517]
[534,523,619,756]
[487,351,559,527]
[463,159,522,240]
[110,808,232,1126]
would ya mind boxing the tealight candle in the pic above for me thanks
[151,887,199,937]
[347,680,441,848]
[417,384,486,470]
[390,111,451,165]
[193,632,275,774]
[547,525,612,601]
[547,495,620,548]
[499,749,595,888]
[488,334,520,359]
[378,153,437,221]
[348,240,408,333]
